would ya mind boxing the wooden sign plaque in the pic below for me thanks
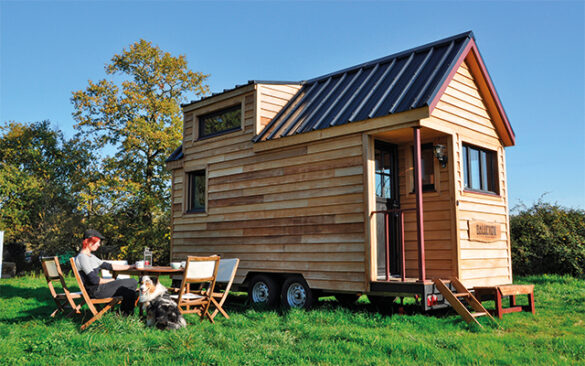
[468,221,501,242]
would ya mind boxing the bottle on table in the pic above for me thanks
[143,247,152,268]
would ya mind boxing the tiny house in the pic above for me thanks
[166,31,515,310]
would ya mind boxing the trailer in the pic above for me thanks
[166,31,515,311]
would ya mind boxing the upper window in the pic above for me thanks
[411,144,435,192]
[198,105,241,139]
[187,170,205,213]
[462,144,498,194]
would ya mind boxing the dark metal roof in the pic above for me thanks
[254,31,474,142]
[181,80,302,108]
[165,144,183,163]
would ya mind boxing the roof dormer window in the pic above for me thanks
[198,104,241,139]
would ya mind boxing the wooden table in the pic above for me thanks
[474,284,535,319]
[113,266,184,279]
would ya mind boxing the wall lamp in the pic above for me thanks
[433,144,448,168]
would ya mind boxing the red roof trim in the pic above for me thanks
[428,39,515,146]
[467,40,515,145]
[428,40,474,113]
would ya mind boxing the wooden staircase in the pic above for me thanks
[434,278,498,328]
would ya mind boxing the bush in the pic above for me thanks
[510,200,585,277]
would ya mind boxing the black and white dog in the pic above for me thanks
[138,276,186,330]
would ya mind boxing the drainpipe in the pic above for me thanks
[413,127,426,281]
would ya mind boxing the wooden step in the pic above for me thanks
[472,312,488,317]
[434,277,498,328]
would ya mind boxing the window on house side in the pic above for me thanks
[198,105,241,138]
[462,144,498,194]
[187,170,205,213]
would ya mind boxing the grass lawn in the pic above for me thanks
[0,274,584,365]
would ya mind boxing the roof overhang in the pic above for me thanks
[253,106,428,152]
[428,38,515,146]
[182,83,256,113]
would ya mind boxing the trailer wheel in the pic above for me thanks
[248,275,280,307]
[281,276,314,309]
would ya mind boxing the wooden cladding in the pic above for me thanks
[431,61,512,288]
[173,88,367,291]
[256,84,302,135]
[171,64,514,292]
[397,136,455,280]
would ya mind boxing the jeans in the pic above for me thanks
[94,278,138,315]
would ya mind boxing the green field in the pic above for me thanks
[0,274,583,365]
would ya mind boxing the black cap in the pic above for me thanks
[84,229,105,240]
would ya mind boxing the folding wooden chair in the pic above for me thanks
[69,257,123,330]
[41,256,83,317]
[209,258,239,321]
[170,256,220,323]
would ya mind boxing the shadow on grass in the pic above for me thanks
[2,282,476,330]
[0,283,127,329]
[0,284,84,326]
[227,293,457,321]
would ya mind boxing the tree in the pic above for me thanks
[0,121,93,268]
[71,39,209,262]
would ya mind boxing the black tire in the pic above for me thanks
[368,295,396,314]
[281,276,314,310]
[248,274,280,308]
[335,293,361,306]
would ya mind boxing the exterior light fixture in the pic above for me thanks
[433,144,448,168]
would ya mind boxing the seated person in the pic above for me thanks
[74,229,137,315]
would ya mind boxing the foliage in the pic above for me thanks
[0,121,93,268]
[510,200,585,277]
[71,39,208,263]
[1,275,584,365]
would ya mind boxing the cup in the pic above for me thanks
[170,262,181,269]
[180,261,186,268]
[136,260,145,269]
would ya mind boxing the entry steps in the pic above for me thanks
[434,277,498,328]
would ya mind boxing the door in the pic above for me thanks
[375,141,400,278]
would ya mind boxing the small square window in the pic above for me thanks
[187,170,205,213]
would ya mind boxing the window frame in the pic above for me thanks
[186,169,206,214]
[462,143,498,195]
[197,104,242,140]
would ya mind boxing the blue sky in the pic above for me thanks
[1,1,584,209]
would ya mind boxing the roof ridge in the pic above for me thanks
[255,31,476,142]
[303,31,474,84]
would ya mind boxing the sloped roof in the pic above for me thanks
[169,31,514,163]
[181,80,301,109]
[165,144,183,163]
[254,31,475,142]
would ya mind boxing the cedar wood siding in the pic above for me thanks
[426,60,512,287]
[172,85,367,292]
[171,56,512,290]
[397,134,455,280]
[255,84,302,134]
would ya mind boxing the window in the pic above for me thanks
[412,144,435,192]
[462,144,498,194]
[187,170,205,213]
[198,105,241,139]
[375,147,395,199]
